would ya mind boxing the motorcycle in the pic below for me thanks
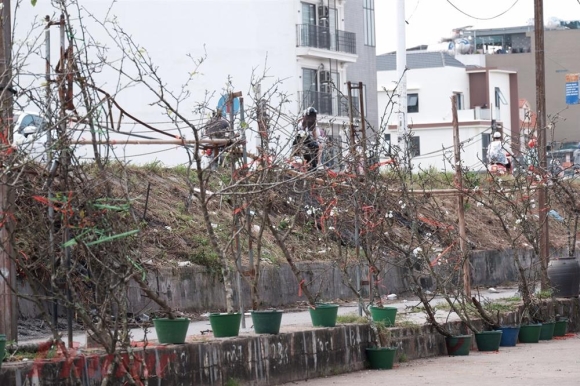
[488,153,512,176]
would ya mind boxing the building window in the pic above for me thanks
[454,92,464,110]
[384,133,392,156]
[363,0,375,47]
[495,87,507,107]
[482,133,491,164]
[408,93,419,113]
[302,67,335,115]
[410,136,420,157]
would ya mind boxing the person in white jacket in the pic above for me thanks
[488,131,511,172]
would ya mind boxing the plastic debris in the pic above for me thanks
[488,287,499,293]
[386,294,398,300]
[548,210,564,222]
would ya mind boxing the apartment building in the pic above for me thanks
[377,51,519,172]
[15,0,378,167]
[459,25,580,144]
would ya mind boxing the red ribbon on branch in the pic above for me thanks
[298,279,305,297]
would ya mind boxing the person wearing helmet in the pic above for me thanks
[293,107,320,170]
[573,143,580,172]
[487,131,510,171]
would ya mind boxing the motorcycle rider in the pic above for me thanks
[293,107,320,171]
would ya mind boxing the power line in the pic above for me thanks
[407,0,421,23]
[445,0,520,21]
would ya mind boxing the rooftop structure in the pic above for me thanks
[377,52,465,71]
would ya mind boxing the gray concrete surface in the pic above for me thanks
[288,334,580,386]
[18,248,543,318]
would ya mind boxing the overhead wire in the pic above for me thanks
[445,0,520,21]
[407,0,421,23]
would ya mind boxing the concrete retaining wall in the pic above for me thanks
[2,298,579,385]
[121,248,543,314]
[17,248,564,317]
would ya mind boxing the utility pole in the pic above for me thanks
[534,0,550,290]
[451,95,471,299]
[396,0,408,168]
[0,0,17,342]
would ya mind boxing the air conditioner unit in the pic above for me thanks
[318,5,329,20]
[319,70,331,84]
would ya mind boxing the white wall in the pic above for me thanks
[13,0,301,166]
[455,54,486,67]
[377,64,516,172]
[386,124,489,172]
[488,71,513,132]
[377,66,470,127]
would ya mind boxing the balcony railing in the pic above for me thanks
[296,24,356,55]
[299,90,359,118]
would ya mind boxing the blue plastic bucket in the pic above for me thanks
[498,326,520,347]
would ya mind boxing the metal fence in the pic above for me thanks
[296,24,356,55]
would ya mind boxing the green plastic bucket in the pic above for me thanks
[251,310,283,334]
[475,330,502,352]
[539,322,556,341]
[445,335,472,356]
[370,306,398,327]
[366,347,397,369]
[0,334,5,370]
[553,319,568,337]
[209,313,242,337]
[153,318,190,344]
[518,324,542,343]
[309,304,339,327]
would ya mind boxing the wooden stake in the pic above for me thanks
[0,0,17,341]
[451,95,471,299]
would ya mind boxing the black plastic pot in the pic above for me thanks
[547,257,580,298]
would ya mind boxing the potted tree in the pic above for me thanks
[188,108,242,338]
[133,275,190,344]
[365,322,399,370]
[243,207,284,334]
[239,96,285,334]
[265,199,339,327]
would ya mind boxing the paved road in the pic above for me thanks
[18,287,518,346]
[284,334,580,386]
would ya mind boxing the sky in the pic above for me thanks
[375,0,580,54]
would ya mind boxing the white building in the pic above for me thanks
[13,0,378,168]
[377,51,519,172]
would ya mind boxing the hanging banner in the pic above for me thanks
[565,73,579,105]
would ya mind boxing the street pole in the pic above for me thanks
[452,95,471,299]
[358,81,367,168]
[534,0,550,290]
[396,0,408,168]
[0,0,16,342]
